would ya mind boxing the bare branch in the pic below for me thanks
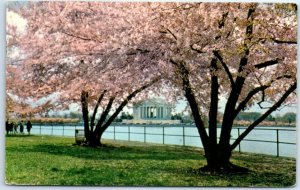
[254,58,282,69]
[235,85,268,116]
[95,96,115,131]
[231,82,297,151]
[213,50,235,86]
[271,38,297,44]
[166,28,177,41]
[218,12,228,28]
[235,74,292,115]
[61,30,103,43]
[90,90,107,131]
[257,90,266,109]
[238,4,257,71]
[258,37,297,45]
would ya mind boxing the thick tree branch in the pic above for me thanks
[238,6,256,72]
[219,5,256,148]
[81,90,90,137]
[257,37,297,45]
[213,50,235,86]
[234,74,292,117]
[254,58,282,69]
[231,82,297,151]
[218,12,228,28]
[94,96,115,134]
[209,58,219,149]
[234,85,269,117]
[170,59,209,149]
[90,90,107,131]
[270,38,297,44]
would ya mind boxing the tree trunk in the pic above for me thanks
[208,58,219,169]
[86,131,103,147]
[81,90,90,140]
[202,143,246,173]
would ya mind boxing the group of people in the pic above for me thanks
[6,120,32,135]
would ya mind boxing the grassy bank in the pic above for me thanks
[5,135,296,187]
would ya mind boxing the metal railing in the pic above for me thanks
[30,123,296,158]
[234,127,296,157]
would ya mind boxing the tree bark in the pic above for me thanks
[206,58,219,171]
[81,90,90,140]
[209,58,218,145]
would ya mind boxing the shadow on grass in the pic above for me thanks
[5,136,296,186]
[6,142,204,161]
[6,134,35,138]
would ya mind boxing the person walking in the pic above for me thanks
[19,121,24,134]
[26,120,32,135]
[6,120,10,135]
[13,122,18,134]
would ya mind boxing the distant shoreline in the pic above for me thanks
[232,120,296,128]
[7,117,296,128]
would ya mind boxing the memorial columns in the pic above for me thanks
[135,101,173,120]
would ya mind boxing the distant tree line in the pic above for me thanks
[113,112,133,122]
[235,112,296,124]
[171,113,195,123]
[50,111,134,122]
[49,111,296,125]
[172,111,296,125]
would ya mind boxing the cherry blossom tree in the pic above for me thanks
[6,8,49,119]
[7,2,297,172]
[151,2,297,172]
[7,2,164,146]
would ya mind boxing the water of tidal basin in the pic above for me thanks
[30,123,296,158]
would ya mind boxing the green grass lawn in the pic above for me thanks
[5,135,296,187]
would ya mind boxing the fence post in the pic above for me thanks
[238,128,241,153]
[51,124,53,135]
[62,124,64,136]
[114,125,116,140]
[183,126,185,146]
[276,129,279,157]
[39,124,41,135]
[162,126,165,144]
[144,125,146,143]
[128,125,130,141]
